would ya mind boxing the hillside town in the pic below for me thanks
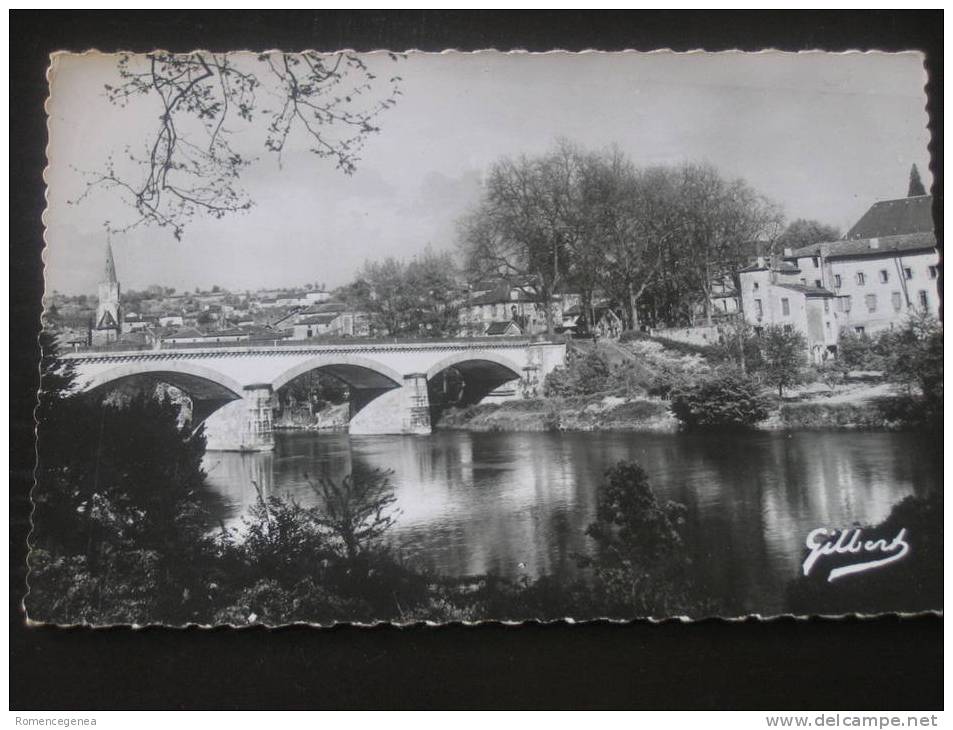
[45,189,939,366]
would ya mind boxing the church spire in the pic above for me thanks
[103,238,118,284]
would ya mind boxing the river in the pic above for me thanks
[201,429,938,616]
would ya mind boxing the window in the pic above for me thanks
[826,321,831,330]
[856,272,866,286]
[754,299,763,318]
[783,324,793,333]
[891,292,902,312]
[904,267,913,280]
[929,265,938,279]
[814,279,822,288]
[800,277,807,285]
[919,290,929,309]
[879,270,889,283]
[834,274,842,288]
[854,326,865,334]
[812,256,820,268]
[836,296,851,313]
[752,281,759,291]
[823,299,830,313]
[844,296,852,313]
[781,298,790,316]
[865,294,877,313]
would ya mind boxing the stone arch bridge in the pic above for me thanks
[63,340,566,451]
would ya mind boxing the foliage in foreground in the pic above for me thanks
[581,461,713,617]
[30,345,713,625]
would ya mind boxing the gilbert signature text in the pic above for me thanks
[802,527,910,582]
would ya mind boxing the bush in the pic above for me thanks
[646,365,690,398]
[543,348,613,397]
[814,360,845,394]
[838,329,889,371]
[670,368,771,429]
[580,461,716,617]
[881,312,942,400]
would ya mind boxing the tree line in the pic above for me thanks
[458,141,789,333]
[330,142,848,339]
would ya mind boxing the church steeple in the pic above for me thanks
[94,238,122,344]
[103,239,118,284]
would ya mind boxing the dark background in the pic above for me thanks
[10,10,942,710]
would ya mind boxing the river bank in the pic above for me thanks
[435,383,928,433]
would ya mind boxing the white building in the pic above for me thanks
[782,195,938,336]
[737,260,839,362]
[736,194,939,361]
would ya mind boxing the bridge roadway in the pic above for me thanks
[62,339,567,451]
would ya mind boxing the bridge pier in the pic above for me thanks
[204,384,275,452]
[349,373,432,436]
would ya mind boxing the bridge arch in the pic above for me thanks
[426,350,524,408]
[425,350,524,383]
[80,360,245,402]
[78,360,246,430]
[270,354,404,393]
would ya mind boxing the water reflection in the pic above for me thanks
[202,430,937,614]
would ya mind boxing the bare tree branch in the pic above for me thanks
[75,51,404,240]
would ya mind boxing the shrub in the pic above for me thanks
[581,461,715,617]
[881,312,942,400]
[542,348,613,397]
[814,360,845,395]
[646,365,690,398]
[670,368,771,429]
[838,329,889,371]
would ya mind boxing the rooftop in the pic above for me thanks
[485,320,522,335]
[847,195,934,240]
[774,283,836,297]
[785,231,936,260]
[296,313,341,326]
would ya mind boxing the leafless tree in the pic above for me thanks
[74,51,403,240]
[675,162,784,325]
[459,142,584,334]
[589,155,687,330]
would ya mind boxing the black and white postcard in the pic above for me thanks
[31,49,940,626]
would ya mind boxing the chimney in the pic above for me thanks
[870,238,880,250]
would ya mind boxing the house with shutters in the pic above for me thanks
[737,194,938,362]
[781,195,938,335]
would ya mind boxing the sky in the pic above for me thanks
[44,50,931,295]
